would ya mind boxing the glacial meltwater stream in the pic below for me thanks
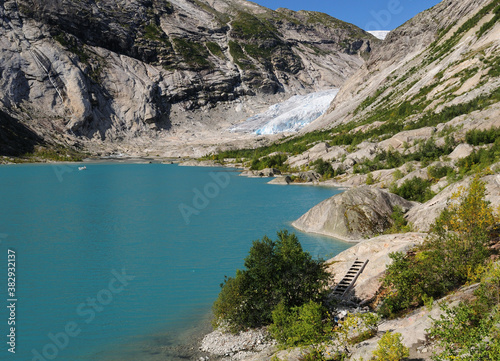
[0,163,351,361]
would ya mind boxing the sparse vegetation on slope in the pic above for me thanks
[379,175,499,318]
[429,261,500,361]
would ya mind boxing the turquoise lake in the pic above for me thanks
[0,163,351,360]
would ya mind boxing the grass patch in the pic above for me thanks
[172,38,211,69]
[231,12,279,41]
[228,41,255,70]
[205,42,225,59]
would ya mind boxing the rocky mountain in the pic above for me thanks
[308,0,499,133]
[0,0,376,158]
[201,0,499,238]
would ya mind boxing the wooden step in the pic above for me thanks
[331,259,369,298]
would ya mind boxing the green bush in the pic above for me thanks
[427,164,453,181]
[372,332,409,361]
[336,312,380,346]
[457,138,500,174]
[390,177,435,203]
[380,175,497,318]
[269,300,333,348]
[249,153,289,171]
[311,159,336,179]
[465,127,500,145]
[384,206,412,234]
[212,230,332,332]
[366,173,375,185]
[429,262,500,361]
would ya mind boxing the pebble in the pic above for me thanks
[200,328,276,357]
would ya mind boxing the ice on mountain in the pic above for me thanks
[368,30,390,40]
[230,89,339,135]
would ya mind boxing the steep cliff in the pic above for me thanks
[0,0,376,157]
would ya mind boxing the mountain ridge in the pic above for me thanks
[0,0,376,159]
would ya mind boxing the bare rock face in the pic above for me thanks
[292,186,416,241]
[286,143,347,169]
[327,232,427,303]
[0,0,376,155]
[407,173,500,232]
[448,143,475,160]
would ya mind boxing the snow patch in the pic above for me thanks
[230,89,339,135]
[368,30,390,40]
[368,30,391,40]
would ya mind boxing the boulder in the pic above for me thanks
[378,127,436,151]
[347,142,379,162]
[258,168,281,177]
[292,186,416,241]
[448,143,474,161]
[239,168,281,177]
[298,171,321,183]
[395,168,430,187]
[322,146,348,162]
[267,176,292,185]
[286,143,347,169]
[342,158,356,169]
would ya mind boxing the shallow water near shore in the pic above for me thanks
[0,163,350,360]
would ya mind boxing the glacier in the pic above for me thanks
[231,89,339,135]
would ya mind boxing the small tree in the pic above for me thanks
[269,300,333,348]
[213,230,332,332]
[372,332,409,361]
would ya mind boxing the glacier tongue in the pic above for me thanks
[230,89,339,135]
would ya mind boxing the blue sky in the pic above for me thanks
[252,0,442,30]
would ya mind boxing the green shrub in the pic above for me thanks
[429,262,500,361]
[465,127,500,146]
[249,153,289,171]
[427,164,453,181]
[366,173,375,185]
[311,159,335,179]
[384,206,412,234]
[392,169,404,181]
[390,177,435,203]
[336,312,379,346]
[269,301,333,348]
[457,138,500,174]
[372,332,409,361]
[212,230,332,332]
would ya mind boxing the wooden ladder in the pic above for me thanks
[332,259,368,298]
